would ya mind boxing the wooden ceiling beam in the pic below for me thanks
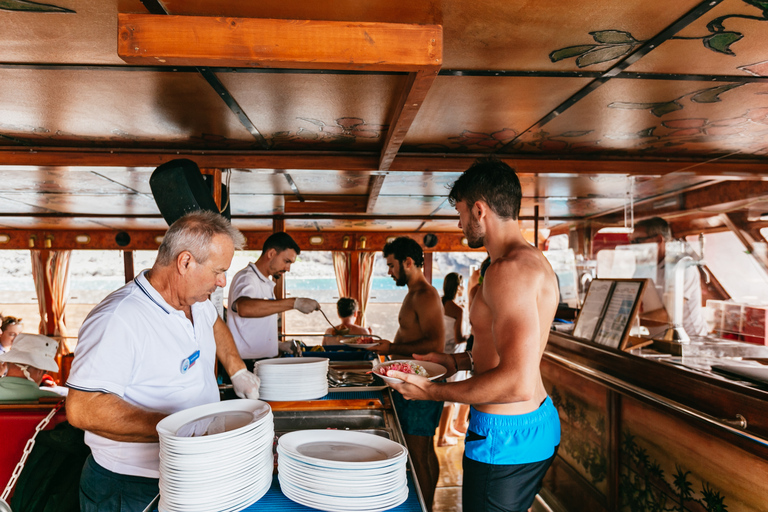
[2,149,767,176]
[118,14,442,72]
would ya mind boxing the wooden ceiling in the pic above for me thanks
[1,0,768,238]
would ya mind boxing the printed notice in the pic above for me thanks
[594,281,643,348]
[573,280,613,341]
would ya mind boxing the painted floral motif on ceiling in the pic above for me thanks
[549,0,768,67]
[269,117,388,150]
[0,0,73,12]
[402,128,518,153]
[514,103,768,158]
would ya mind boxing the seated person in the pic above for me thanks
[323,297,372,345]
[1,315,23,353]
[0,333,62,402]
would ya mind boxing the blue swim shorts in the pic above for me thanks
[391,390,444,437]
[465,396,561,465]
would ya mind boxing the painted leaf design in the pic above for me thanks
[576,44,635,67]
[703,31,743,55]
[691,83,743,103]
[651,101,684,117]
[590,30,637,44]
[549,45,597,63]
[0,0,74,11]
[744,0,768,16]
[560,130,593,137]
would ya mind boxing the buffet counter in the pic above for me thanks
[145,388,427,512]
[540,332,768,512]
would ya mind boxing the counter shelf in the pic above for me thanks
[541,332,768,512]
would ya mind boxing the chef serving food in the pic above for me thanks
[388,158,562,512]
[66,211,260,512]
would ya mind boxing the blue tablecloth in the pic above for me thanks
[241,473,423,511]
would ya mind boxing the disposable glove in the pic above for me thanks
[231,368,260,399]
[294,297,320,314]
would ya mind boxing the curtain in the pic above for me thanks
[357,252,376,326]
[30,250,72,350]
[30,251,47,336]
[332,251,350,299]
[48,250,72,340]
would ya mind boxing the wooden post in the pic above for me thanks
[273,218,286,335]
[123,250,134,283]
[424,251,433,284]
[350,251,361,304]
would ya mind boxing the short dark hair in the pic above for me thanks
[448,156,522,220]
[383,237,424,268]
[262,232,300,255]
[337,297,358,318]
[1,316,22,330]
[635,217,672,241]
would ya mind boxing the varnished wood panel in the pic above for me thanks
[118,14,442,72]
[402,76,593,152]
[515,78,768,158]
[628,0,768,76]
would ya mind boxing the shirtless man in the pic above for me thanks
[390,157,561,512]
[373,236,445,511]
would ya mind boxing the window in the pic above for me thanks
[688,231,768,303]
[0,250,39,335]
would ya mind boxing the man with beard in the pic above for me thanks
[388,158,561,512]
[227,232,320,363]
[373,236,445,511]
[67,211,260,512]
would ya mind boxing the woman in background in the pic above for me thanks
[436,273,469,446]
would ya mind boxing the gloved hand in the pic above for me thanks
[231,368,260,400]
[294,297,320,314]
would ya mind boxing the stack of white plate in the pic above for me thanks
[255,357,329,401]
[156,400,274,512]
[277,430,409,512]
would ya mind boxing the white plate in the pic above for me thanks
[372,360,446,385]
[278,430,406,467]
[156,400,271,439]
[279,480,408,512]
[339,338,380,350]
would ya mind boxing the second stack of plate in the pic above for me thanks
[255,357,329,401]
[277,430,409,512]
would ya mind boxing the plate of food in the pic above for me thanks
[372,360,447,385]
[339,336,381,350]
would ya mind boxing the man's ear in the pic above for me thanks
[474,200,489,221]
[177,251,193,274]
[266,248,277,260]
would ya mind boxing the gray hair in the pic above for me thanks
[156,211,245,266]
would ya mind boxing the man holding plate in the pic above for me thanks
[389,158,561,512]
[372,236,445,511]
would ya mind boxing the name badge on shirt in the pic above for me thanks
[180,350,200,374]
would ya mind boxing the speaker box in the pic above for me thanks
[150,159,221,226]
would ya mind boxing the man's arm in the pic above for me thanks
[213,316,247,376]
[232,297,296,318]
[392,261,544,404]
[382,288,445,357]
[66,389,166,442]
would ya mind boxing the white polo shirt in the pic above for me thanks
[67,270,220,478]
[227,263,279,359]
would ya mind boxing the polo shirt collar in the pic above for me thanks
[250,262,274,287]
[134,270,173,315]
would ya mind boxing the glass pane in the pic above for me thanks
[0,250,39,335]
[689,232,768,303]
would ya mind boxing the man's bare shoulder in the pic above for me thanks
[489,245,556,285]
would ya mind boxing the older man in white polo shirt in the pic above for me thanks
[66,211,260,512]
[227,231,320,363]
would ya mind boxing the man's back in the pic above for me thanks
[469,241,559,415]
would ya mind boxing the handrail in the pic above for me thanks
[544,350,768,449]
